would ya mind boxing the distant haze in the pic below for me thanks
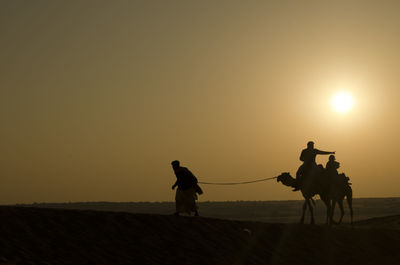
[1,1,400,203]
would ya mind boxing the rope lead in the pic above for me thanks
[198,176,277,185]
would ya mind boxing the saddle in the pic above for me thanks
[329,172,351,187]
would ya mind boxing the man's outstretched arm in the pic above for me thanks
[316,149,335,155]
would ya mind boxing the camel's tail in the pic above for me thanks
[346,185,353,225]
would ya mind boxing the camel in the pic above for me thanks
[330,173,353,225]
[276,168,353,225]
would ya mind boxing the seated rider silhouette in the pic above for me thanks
[326,154,350,185]
[326,154,340,176]
[293,141,335,191]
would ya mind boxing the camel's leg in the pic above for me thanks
[307,199,315,225]
[347,189,354,225]
[338,199,345,224]
[320,197,331,225]
[323,198,331,225]
[325,201,332,225]
[300,200,307,224]
[331,200,338,225]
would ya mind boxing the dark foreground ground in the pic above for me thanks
[0,207,399,265]
[22,197,400,223]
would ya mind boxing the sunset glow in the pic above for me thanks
[1,1,400,203]
[331,92,354,114]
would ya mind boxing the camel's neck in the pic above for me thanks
[279,174,297,188]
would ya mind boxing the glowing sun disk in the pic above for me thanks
[332,92,354,113]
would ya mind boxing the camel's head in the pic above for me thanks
[276,172,292,183]
[276,172,296,187]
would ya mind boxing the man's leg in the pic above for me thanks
[174,190,181,216]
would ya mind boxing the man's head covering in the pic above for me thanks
[171,160,180,167]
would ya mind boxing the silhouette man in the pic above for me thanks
[326,154,350,186]
[171,160,200,216]
[294,141,335,191]
[326,154,340,176]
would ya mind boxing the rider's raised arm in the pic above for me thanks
[315,149,335,155]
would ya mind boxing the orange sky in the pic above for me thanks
[1,1,400,203]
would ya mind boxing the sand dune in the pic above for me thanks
[0,206,399,265]
[353,214,400,229]
[24,198,400,223]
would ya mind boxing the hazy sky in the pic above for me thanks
[1,0,400,204]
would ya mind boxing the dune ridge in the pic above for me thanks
[0,206,399,265]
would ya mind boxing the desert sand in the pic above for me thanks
[0,206,399,265]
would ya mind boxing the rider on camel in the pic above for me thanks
[326,154,350,186]
[293,141,335,191]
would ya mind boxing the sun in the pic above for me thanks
[331,92,354,113]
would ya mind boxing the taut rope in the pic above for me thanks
[198,176,277,185]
